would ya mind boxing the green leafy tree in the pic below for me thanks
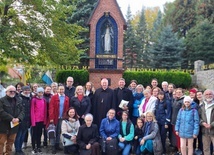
[0,0,83,66]
[150,25,185,69]
[186,20,214,64]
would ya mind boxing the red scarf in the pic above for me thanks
[77,95,83,101]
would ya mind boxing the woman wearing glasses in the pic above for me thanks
[140,112,162,155]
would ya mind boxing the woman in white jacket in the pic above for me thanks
[138,89,157,117]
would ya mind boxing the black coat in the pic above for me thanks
[92,87,115,127]
[70,96,91,117]
[19,93,31,129]
[114,87,134,119]
[65,86,75,100]
[171,96,184,125]
[77,124,99,150]
[0,95,24,134]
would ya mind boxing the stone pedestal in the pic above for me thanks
[194,60,204,73]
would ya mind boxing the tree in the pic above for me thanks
[186,20,214,65]
[163,0,197,68]
[124,5,138,68]
[67,0,98,66]
[196,0,214,23]
[149,25,185,69]
[0,0,83,66]
[135,7,147,67]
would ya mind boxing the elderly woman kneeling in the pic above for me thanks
[77,113,100,155]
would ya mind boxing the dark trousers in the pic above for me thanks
[32,122,44,149]
[79,142,100,155]
[193,127,203,151]
[14,126,28,152]
[158,123,167,153]
[43,126,48,146]
[24,130,28,143]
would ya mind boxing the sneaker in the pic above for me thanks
[22,142,27,149]
[37,148,42,154]
[31,149,38,154]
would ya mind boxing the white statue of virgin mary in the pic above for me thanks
[104,26,111,53]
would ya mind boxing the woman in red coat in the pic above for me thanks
[49,85,70,154]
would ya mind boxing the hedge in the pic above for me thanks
[55,70,192,88]
[55,70,89,86]
[123,71,192,88]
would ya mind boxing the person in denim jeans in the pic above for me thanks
[14,86,31,155]
[118,111,134,155]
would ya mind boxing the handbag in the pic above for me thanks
[62,133,74,146]
[62,136,74,146]
[62,120,76,146]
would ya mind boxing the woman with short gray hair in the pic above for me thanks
[77,113,100,155]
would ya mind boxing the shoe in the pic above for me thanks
[19,151,25,155]
[37,148,42,154]
[174,152,181,155]
[22,142,27,149]
[14,152,20,155]
[31,149,38,154]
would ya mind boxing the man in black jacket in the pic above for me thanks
[64,77,75,100]
[114,78,133,120]
[0,85,24,155]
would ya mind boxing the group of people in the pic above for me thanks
[0,77,213,155]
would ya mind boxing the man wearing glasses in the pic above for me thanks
[199,89,214,155]
[65,77,75,100]
[0,85,24,155]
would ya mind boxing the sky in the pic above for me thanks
[117,0,175,15]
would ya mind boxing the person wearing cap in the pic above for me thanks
[175,96,199,155]
[49,85,69,154]
[198,89,214,155]
[30,87,47,154]
[0,85,24,155]
[14,86,32,155]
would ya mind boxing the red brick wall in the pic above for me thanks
[88,0,126,88]
[88,0,125,69]
[89,69,124,89]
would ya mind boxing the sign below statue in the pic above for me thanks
[96,54,117,58]
[98,59,114,65]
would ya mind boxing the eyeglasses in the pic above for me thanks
[67,81,73,82]
[9,91,16,93]
[205,93,213,95]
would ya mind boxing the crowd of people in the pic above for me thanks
[0,77,213,155]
